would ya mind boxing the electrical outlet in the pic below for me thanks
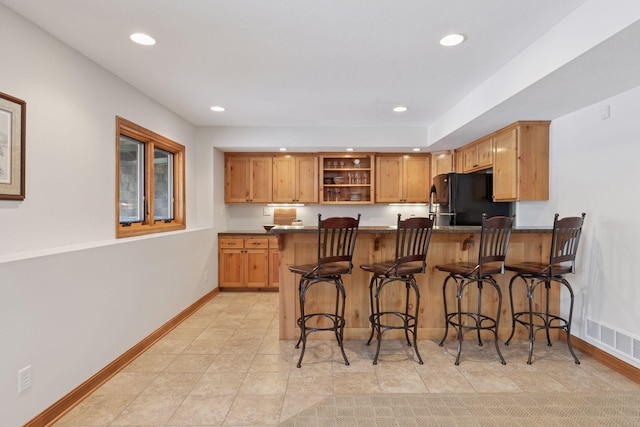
[204,270,209,282]
[18,365,31,393]
[601,104,611,119]
[263,207,272,216]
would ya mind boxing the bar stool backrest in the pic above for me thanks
[392,214,434,276]
[316,213,361,275]
[549,213,586,274]
[478,213,515,276]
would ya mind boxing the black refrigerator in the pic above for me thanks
[430,172,512,226]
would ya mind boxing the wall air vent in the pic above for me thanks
[586,318,640,364]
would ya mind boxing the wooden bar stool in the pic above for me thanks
[288,214,360,368]
[504,213,586,364]
[436,214,515,365]
[360,214,434,364]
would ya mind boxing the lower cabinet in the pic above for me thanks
[219,235,279,290]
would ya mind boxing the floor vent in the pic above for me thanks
[586,318,640,363]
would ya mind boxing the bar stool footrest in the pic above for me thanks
[370,312,418,336]
[446,312,498,333]
[512,311,569,331]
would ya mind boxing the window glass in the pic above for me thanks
[116,117,185,238]
[153,147,174,221]
[119,135,144,223]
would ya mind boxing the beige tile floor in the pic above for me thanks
[53,292,640,426]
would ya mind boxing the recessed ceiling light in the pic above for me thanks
[346,148,354,152]
[393,106,408,113]
[439,33,466,47]
[210,106,226,112]
[279,147,287,151]
[130,33,156,46]
[413,148,421,152]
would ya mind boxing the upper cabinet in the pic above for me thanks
[376,154,430,203]
[460,138,493,173]
[430,151,454,181]
[272,155,318,203]
[225,155,273,203]
[493,121,550,201]
[320,154,374,204]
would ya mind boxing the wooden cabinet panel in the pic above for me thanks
[376,154,429,203]
[492,122,549,201]
[296,155,319,203]
[272,155,318,203]
[224,155,273,203]
[462,145,478,172]
[218,247,244,288]
[477,139,493,168]
[268,236,280,288]
[403,155,430,202]
[375,156,403,202]
[493,128,518,201]
[224,157,251,203]
[272,156,296,202]
[218,235,279,290]
[245,249,269,287]
[431,152,454,180]
[249,157,273,203]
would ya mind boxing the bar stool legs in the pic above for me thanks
[505,275,580,365]
[439,275,505,365]
[295,276,349,368]
[366,274,423,365]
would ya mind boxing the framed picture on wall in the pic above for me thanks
[0,91,26,200]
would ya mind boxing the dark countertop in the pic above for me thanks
[220,225,552,235]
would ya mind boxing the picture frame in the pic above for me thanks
[0,91,26,200]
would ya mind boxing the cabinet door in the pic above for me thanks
[225,157,250,203]
[476,139,493,168]
[219,248,245,287]
[403,156,429,202]
[493,128,518,201]
[296,156,318,203]
[249,157,273,203]
[272,156,296,203]
[245,249,269,287]
[431,152,454,179]
[376,156,403,202]
[462,146,478,172]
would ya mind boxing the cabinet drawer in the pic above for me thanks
[244,237,269,249]
[219,238,244,249]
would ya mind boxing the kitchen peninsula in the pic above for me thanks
[272,224,554,341]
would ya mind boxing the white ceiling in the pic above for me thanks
[3,0,640,151]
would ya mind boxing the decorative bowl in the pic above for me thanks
[263,224,275,232]
[333,176,344,184]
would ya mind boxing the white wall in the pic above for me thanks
[517,85,640,367]
[0,7,216,426]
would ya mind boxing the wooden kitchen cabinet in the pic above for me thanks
[460,138,493,173]
[493,121,550,201]
[430,151,454,181]
[272,155,318,203]
[376,154,430,203]
[224,155,273,203]
[219,235,278,290]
